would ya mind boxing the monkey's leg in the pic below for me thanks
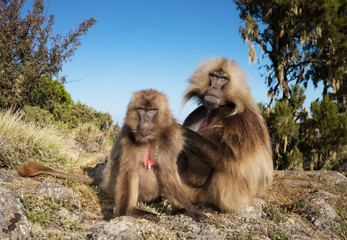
[116,171,159,221]
[170,198,185,215]
[178,151,213,187]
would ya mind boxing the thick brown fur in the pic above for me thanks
[101,89,206,221]
[178,57,273,212]
[19,89,206,221]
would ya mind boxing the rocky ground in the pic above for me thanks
[0,164,346,239]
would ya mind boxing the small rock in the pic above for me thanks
[0,169,15,184]
[91,216,142,240]
[57,208,83,226]
[304,195,340,231]
[85,139,100,153]
[0,186,32,240]
[66,138,86,158]
[238,198,267,219]
[85,162,106,185]
[34,182,81,209]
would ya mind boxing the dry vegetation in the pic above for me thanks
[0,109,111,171]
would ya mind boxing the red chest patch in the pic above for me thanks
[143,142,156,170]
[198,121,207,134]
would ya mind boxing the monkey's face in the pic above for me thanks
[203,70,229,110]
[136,106,157,140]
[125,89,174,143]
[182,58,253,116]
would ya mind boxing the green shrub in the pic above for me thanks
[22,105,54,125]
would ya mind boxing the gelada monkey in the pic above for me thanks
[178,57,273,212]
[19,89,207,221]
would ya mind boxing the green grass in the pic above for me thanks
[20,194,74,227]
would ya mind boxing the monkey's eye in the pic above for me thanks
[220,77,228,82]
[137,107,146,113]
[148,108,157,114]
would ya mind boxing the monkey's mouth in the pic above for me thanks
[204,95,220,109]
[138,129,152,137]
[136,130,154,143]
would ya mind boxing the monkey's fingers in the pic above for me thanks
[142,213,160,222]
[128,208,160,222]
[170,207,185,215]
[188,210,208,222]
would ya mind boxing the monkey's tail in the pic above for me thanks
[18,162,94,185]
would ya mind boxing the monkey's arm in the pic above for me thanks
[180,125,224,169]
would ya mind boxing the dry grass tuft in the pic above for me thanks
[0,109,74,168]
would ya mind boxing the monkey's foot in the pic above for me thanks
[128,208,160,222]
[187,210,208,222]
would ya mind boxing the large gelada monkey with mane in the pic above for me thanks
[178,57,273,212]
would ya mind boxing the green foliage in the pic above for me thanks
[265,205,289,223]
[72,101,114,132]
[271,100,297,141]
[277,149,304,171]
[237,0,347,171]
[21,96,120,155]
[235,0,347,104]
[20,194,74,227]
[268,229,290,240]
[261,85,346,170]
[22,105,54,125]
[61,219,78,231]
[22,92,119,137]
[300,96,347,170]
[0,0,96,109]
[262,85,304,170]
[35,77,73,108]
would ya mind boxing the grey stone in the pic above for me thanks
[0,186,32,240]
[305,195,340,231]
[85,139,100,153]
[91,216,142,240]
[34,182,81,209]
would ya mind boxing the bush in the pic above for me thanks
[22,105,54,125]
[0,0,95,109]
[300,96,347,170]
[261,85,346,171]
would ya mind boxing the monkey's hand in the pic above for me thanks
[188,209,208,222]
[127,208,160,222]
[180,125,221,168]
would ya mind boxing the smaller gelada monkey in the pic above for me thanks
[19,89,207,222]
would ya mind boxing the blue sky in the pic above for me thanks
[42,0,321,124]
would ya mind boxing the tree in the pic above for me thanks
[299,96,347,170]
[260,84,306,170]
[33,77,73,108]
[235,0,347,170]
[0,0,96,109]
[234,0,347,103]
